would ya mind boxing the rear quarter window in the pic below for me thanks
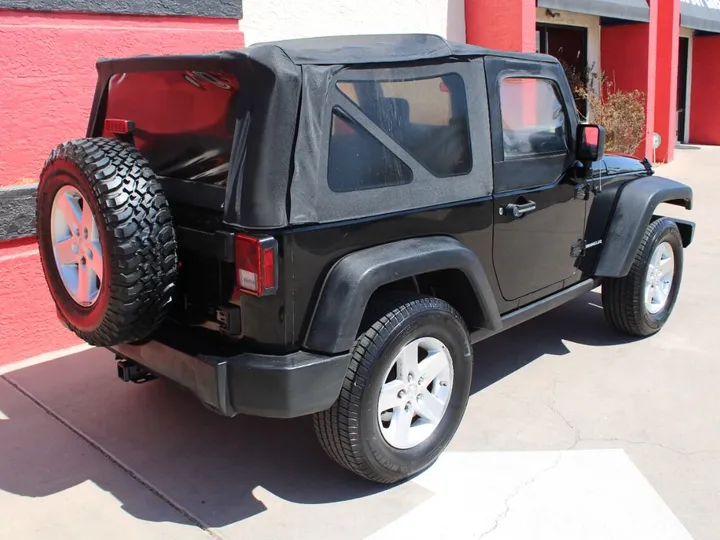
[328,73,472,193]
[103,70,241,184]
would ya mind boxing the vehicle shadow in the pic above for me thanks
[471,289,640,394]
[0,289,641,530]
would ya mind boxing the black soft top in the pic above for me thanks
[90,34,559,229]
[243,33,554,66]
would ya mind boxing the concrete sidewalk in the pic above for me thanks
[0,145,718,539]
[0,348,428,539]
[0,374,208,539]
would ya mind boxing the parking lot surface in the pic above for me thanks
[1,146,717,539]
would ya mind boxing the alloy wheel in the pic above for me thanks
[50,185,104,306]
[377,336,454,449]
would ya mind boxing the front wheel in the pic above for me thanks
[313,295,473,483]
[602,218,684,337]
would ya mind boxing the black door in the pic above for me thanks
[486,57,587,302]
[677,37,689,142]
[537,23,589,118]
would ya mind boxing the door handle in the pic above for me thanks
[504,200,536,218]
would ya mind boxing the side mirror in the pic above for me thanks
[576,124,606,163]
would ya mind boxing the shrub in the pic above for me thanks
[562,62,646,155]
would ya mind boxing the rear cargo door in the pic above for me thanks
[99,67,245,323]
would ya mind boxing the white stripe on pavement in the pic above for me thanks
[0,344,93,375]
[366,450,694,540]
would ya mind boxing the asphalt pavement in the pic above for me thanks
[0,145,718,540]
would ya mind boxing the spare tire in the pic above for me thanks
[36,138,178,346]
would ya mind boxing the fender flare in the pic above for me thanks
[303,236,502,354]
[594,176,693,278]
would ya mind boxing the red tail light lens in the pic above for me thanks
[234,234,278,296]
[262,247,275,289]
[104,118,134,134]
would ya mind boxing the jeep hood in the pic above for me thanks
[603,153,653,177]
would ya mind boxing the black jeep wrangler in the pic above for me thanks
[36,34,695,483]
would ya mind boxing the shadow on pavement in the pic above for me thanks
[0,289,640,529]
[471,290,640,394]
[674,143,702,150]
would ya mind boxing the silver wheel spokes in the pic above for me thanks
[644,241,675,315]
[378,337,454,450]
[50,186,103,306]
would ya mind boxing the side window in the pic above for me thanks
[334,73,472,180]
[499,78,568,159]
[328,109,412,193]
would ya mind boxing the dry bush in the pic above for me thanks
[562,62,646,155]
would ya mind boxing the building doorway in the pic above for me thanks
[537,23,588,116]
[677,37,690,143]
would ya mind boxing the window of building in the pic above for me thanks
[334,74,472,178]
[327,108,413,193]
[499,77,568,159]
[536,24,589,117]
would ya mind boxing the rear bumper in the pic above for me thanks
[110,340,351,419]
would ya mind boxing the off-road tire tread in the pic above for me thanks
[37,138,177,346]
[313,294,461,483]
[602,218,681,336]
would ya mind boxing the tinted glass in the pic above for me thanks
[104,70,241,185]
[499,78,568,159]
[337,74,472,177]
[327,108,413,193]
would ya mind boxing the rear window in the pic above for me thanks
[103,70,241,185]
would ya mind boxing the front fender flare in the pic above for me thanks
[594,176,693,278]
[303,236,502,354]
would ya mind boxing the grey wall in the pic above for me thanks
[0,0,241,18]
[0,185,37,240]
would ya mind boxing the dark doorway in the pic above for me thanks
[677,37,690,142]
[537,24,588,117]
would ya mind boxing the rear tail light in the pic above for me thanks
[234,234,278,297]
[104,119,135,134]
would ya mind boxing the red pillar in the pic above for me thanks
[654,0,681,162]
[689,35,720,145]
[601,3,659,160]
[465,0,535,52]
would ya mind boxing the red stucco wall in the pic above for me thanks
[465,0,535,52]
[0,10,243,365]
[0,11,243,188]
[689,35,720,145]
[0,238,78,364]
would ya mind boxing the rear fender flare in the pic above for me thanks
[594,176,693,278]
[303,236,502,354]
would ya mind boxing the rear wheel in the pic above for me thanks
[36,138,178,346]
[602,218,684,336]
[313,295,473,483]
